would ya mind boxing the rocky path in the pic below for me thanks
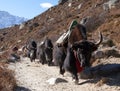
[8,57,120,91]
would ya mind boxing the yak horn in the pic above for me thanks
[95,32,103,46]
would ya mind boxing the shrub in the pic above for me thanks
[0,63,17,91]
[33,23,39,27]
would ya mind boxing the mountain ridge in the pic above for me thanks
[0,10,27,29]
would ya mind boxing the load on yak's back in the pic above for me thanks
[56,20,87,45]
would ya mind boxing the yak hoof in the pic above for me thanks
[60,69,65,75]
[73,79,79,85]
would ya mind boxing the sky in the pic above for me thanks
[0,0,58,19]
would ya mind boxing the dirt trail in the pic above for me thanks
[8,57,120,91]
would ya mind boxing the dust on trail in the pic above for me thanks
[8,57,120,91]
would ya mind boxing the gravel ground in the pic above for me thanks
[8,57,120,91]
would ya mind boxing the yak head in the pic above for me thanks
[72,32,103,67]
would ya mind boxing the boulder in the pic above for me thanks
[46,77,67,85]
[93,47,120,59]
[80,64,120,79]
[103,0,119,10]
[8,53,20,63]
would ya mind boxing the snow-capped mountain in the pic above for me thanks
[0,11,27,29]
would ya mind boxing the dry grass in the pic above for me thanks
[0,63,17,91]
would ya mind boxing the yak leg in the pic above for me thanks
[60,65,65,75]
[71,71,79,84]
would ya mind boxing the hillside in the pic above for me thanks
[0,0,120,91]
[0,11,27,29]
[0,0,120,55]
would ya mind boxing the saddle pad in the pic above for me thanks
[75,58,83,73]
[74,51,83,73]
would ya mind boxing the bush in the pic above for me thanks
[0,63,17,91]
[58,0,68,5]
